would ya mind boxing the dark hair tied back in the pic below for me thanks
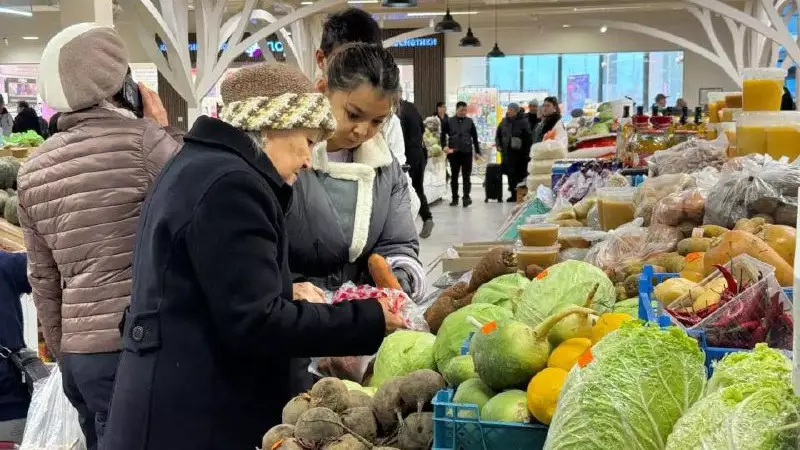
[326,43,400,99]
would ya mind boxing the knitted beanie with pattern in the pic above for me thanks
[219,63,336,139]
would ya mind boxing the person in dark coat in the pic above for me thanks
[0,251,32,445]
[11,101,41,135]
[781,86,795,111]
[496,103,533,202]
[526,99,540,132]
[441,101,481,207]
[398,99,434,238]
[103,64,402,450]
[533,96,562,143]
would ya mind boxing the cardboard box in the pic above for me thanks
[441,241,513,273]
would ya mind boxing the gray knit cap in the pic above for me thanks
[38,23,128,113]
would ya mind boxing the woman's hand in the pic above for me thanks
[293,282,326,303]
[138,82,169,127]
[378,297,406,333]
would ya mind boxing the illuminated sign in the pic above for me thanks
[391,37,438,48]
[159,40,285,55]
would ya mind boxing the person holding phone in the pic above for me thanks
[17,23,182,450]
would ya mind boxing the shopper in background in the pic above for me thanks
[11,101,40,135]
[17,23,182,450]
[781,86,795,110]
[104,62,401,450]
[526,99,540,132]
[674,97,688,110]
[441,101,481,207]
[47,112,62,138]
[533,96,562,143]
[0,97,12,137]
[0,251,32,445]
[653,93,668,112]
[496,103,533,202]
[398,98,434,238]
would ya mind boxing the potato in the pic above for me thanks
[676,237,712,256]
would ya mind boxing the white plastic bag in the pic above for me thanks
[20,365,85,450]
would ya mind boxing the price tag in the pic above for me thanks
[691,227,704,238]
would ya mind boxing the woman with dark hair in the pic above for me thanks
[533,96,562,143]
[0,97,11,137]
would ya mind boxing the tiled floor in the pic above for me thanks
[415,179,516,283]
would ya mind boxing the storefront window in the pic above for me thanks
[648,51,684,105]
[561,53,600,112]
[602,52,646,105]
[488,56,522,91]
[522,55,559,94]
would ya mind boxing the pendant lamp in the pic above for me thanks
[435,7,462,33]
[382,0,417,7]
[487,0,504,57]
[458,0,481,47]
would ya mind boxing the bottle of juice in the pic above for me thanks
[616,105,633,160]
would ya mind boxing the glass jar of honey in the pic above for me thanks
[743,68,786,112]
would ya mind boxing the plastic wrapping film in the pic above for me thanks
[584,219,682,275]
[20,365,85,450]
[310,283,429,383]
[633,173,695,226]
[544,324,707,450]
[650,169,721,228]
[647,133,728,176]
[704,156,800,228]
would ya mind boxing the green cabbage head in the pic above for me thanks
[516,260,615,328]
[471,273,529,313]
[706,344,792,395]
[544,323,706,450]
[369,330,436,388]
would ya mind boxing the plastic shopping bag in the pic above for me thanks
[20,365,85,450]
[310,283,429,383]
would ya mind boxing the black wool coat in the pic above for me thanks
[103,117,385,450]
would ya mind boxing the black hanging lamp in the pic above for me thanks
[435,6,462,33]
[458,0,481,47]
[487,0,504,57]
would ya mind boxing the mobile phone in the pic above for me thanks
[114,69,144,118]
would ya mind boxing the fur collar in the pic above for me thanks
[312,134,394,172]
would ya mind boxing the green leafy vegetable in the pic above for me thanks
[4,130,43,148]
[471,273,529,313]
[544,323,706,450]
[612,298,639,317]
[706,344,792,395]
[369,330,436,388]
[516,260,615,328]
[433,303,512,372]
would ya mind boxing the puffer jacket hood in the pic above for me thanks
[16,107,182,357]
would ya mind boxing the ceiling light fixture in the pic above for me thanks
[382,0,418,7]
[0,7,32,17]
[406,11,477,17]
[600,25,608,33]
[21,36,38,40]
[487,0,504,57]
[562,24,571,28]
[434,7,462,33]
[347,0,379,4]
[458,0,481,48]
[300,1,312,4]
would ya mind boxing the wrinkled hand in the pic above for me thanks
[378,297,406,334]
[444,147,454,154]
[293,282,326,303]
[138,82,169,127]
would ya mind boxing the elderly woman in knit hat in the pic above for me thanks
[104,63,404,450]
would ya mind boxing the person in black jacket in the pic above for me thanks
[781,86,795,111]
[0,251,32,445]
[496,103,533,202]
[441,101,481,207]
[533,96,562,143]
[104,64,403,450]
[11,101,41,135]
[398,99,434,238]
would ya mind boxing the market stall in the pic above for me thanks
[258,65,800,450]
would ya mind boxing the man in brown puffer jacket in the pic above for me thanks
[16,23,182,450]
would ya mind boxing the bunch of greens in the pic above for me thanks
[5,130,43,148]
[544,323,706,450]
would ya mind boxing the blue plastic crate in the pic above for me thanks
[432,389,548,450]
[637,264,794,374]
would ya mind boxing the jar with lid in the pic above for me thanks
[743,68,786,111]
[736,111,800,160]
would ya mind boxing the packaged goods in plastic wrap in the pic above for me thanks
[20,366,85,450]
[651,188,707,227]
[704,157,800,228]
[544,324,706,450]
[311,283,428,383]
[531,139,568,161]
[584,219,682,276]
[647,134,728,176]
[633,173,695,226]
[529,159,556,175]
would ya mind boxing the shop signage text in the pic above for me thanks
[159,40,285,55]
[391,37,438,48]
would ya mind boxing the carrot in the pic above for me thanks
[704,230,794,287]
[368,253,403,291]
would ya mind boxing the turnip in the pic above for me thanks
[262,424,295,450]
[398,369,445,414]
[340,407,378,443]
[347,390,373,409]
[321,434,369,450]
[471,306,598,390]
[295,407,344,446]
[271,437,305,449]
[311,377,349,413]
[396,412,434,450]
[372,376,408,432]
[282,393,311,425]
